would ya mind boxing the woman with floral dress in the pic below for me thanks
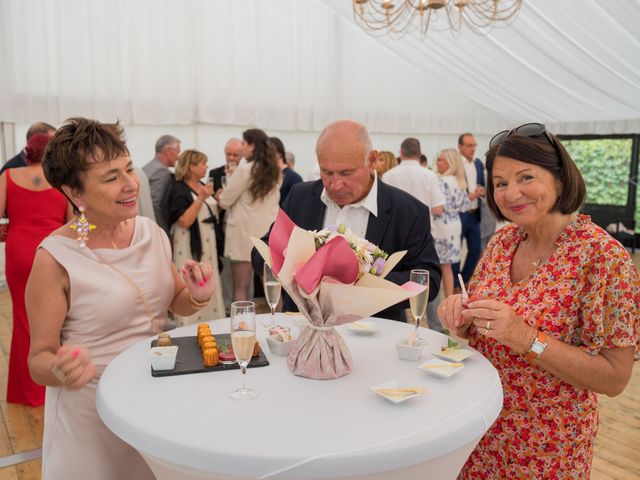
[169,149,225,325]
[431,149,471,297]
[438,124,639,479]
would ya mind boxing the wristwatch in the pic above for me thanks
[526,331,548,360]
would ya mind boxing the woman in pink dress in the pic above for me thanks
[0,134,70,406]
[439,124,639,479]
[26,118,217,480]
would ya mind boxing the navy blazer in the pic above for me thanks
[474,157,486,188]
[473,158,486,220]
[251,179,441,322]
[0,151,26,175]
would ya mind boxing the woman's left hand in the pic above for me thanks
[461,299,534,354]
[181,259,215,302]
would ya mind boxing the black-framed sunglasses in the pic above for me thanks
[488,122,557,149]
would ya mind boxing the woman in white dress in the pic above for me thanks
[431,149,471,297]
[217,128,281,301]
[170,149,225,325]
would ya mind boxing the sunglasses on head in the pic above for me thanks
[489,122,557,149]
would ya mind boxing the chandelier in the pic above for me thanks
[352,0,523,38]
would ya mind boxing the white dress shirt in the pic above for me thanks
[382,160,445,210]
[463,158,478,210]
[320,175,378,238]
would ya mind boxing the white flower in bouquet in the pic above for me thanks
[311,224,389,280]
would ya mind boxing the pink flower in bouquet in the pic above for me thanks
[311,224,389,281]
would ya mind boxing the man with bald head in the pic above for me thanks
[208,138,243,192]
[252,120,441,322]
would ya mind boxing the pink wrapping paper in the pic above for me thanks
[251,210,426,380]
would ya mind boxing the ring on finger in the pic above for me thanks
[486,321,491,331]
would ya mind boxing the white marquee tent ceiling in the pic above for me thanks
[1,0,639,135]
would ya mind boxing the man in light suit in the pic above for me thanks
[251,120,441,322]
[142,135,181,237]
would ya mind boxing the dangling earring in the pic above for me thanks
[69,206,96,248]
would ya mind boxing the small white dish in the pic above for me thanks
[433,347,474,362]
[419,358,464,378]
[370,379,425,404]
[347,321,377,335]
[149,346,179,370]
[266,335,295,356]
[396,338,425,361]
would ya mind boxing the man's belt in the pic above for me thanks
[466,208,479,214]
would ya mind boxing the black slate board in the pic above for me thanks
[150,334,269,377]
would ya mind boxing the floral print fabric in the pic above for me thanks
[459,215,640,480]
[431,176,471,264]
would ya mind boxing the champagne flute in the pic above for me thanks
[229,301,258,401]
[263,263,281,325]
[409,269,430,339]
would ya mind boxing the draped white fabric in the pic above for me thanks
[326,0,640,134]
[0,0,639,134]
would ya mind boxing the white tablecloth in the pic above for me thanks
[97,315,503,480]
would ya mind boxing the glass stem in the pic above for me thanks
[241,367,247,392]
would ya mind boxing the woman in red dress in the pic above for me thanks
[439,124,639,479]
[0,134,70,406]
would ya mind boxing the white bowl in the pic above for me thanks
[149,346,178,370]
[396,338,425,361]
[266,335,295,356]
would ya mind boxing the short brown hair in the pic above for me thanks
[400,137,421,158]
[43,117,129,196]
[458,133,473,146]
[175,149,207,181]
[485,133,586,222]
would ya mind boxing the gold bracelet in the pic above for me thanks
[188,291,211,309]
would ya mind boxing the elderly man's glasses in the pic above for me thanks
[489,123,557,150]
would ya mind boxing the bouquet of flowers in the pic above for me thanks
[252,209,426,380]
[312,224,389,278]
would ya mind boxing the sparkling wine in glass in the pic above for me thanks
[263,263,281,324]
[229,301,258,401]
[409,269,430,338]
